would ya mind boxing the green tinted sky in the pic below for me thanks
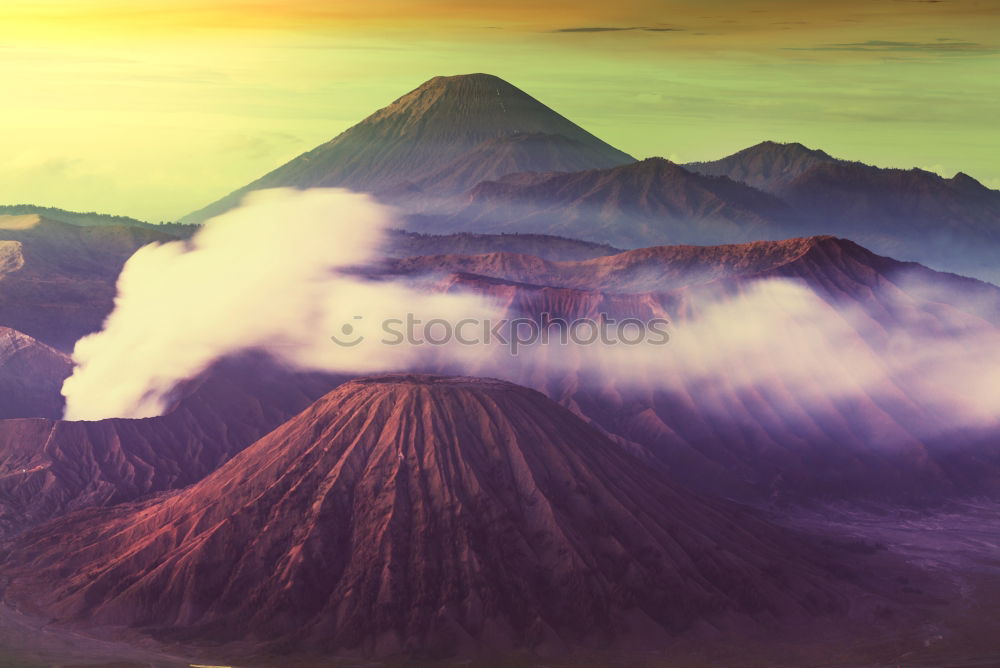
[1,0,998,221]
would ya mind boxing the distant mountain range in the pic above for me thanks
[382,228,620,262]
[684,141,838,191]
[685,141,1000,282]
[0,204,152,228]
[179,74,1000,284]
[425,157,796,245]
[0,204,198,237]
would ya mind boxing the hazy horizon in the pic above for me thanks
[2,0,998,222]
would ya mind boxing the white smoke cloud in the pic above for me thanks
[471,278,1000,435]
[62,188,499,420]
[469,279,876,392]
[662,278,1000,430]
[64,187,1000,439]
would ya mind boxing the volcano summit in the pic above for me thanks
[2,375,879,659]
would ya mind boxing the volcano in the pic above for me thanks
[181,74,634,224]
[177,74,1000,282]
[2,375,870,658]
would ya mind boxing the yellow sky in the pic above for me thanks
[1,0,998,221]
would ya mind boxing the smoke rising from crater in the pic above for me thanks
[62,188,499,420]
[63,187,1000,436]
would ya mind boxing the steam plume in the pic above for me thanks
[64,187,1000,438]
[62,188,496,420]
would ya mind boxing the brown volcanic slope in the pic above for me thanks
[0,355,339,539]
[0,327,71,419]
[389,235,831,293]
[2,375,874,658]
[389,237,1000,502]
[181,74,634,224]
[685,141,1000,283]
[430,158,795,248]
[0,215,179,351]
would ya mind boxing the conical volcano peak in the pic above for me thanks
[385,73,545,112]
[370,73,535,124]
[180,74,634,223]
[0,325,71,419]
[412,72,523,94]
[3,373,865,656]
[359,72,626,152]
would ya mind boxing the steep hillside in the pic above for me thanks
[0,355,339,538]
[2,375,878,658]
[411,132,631,194]
[0,215,175,351]
[0,327,72,419]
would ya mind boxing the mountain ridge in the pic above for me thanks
[684,141,840,191]
[421,157,795,247]
[684,141,1000,281]
[0,326,72,419]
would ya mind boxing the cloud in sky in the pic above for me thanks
[1,0,998,221]
[792,39,995,53]
[552,26,682,33]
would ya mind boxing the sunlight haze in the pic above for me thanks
[2,0,997,221]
